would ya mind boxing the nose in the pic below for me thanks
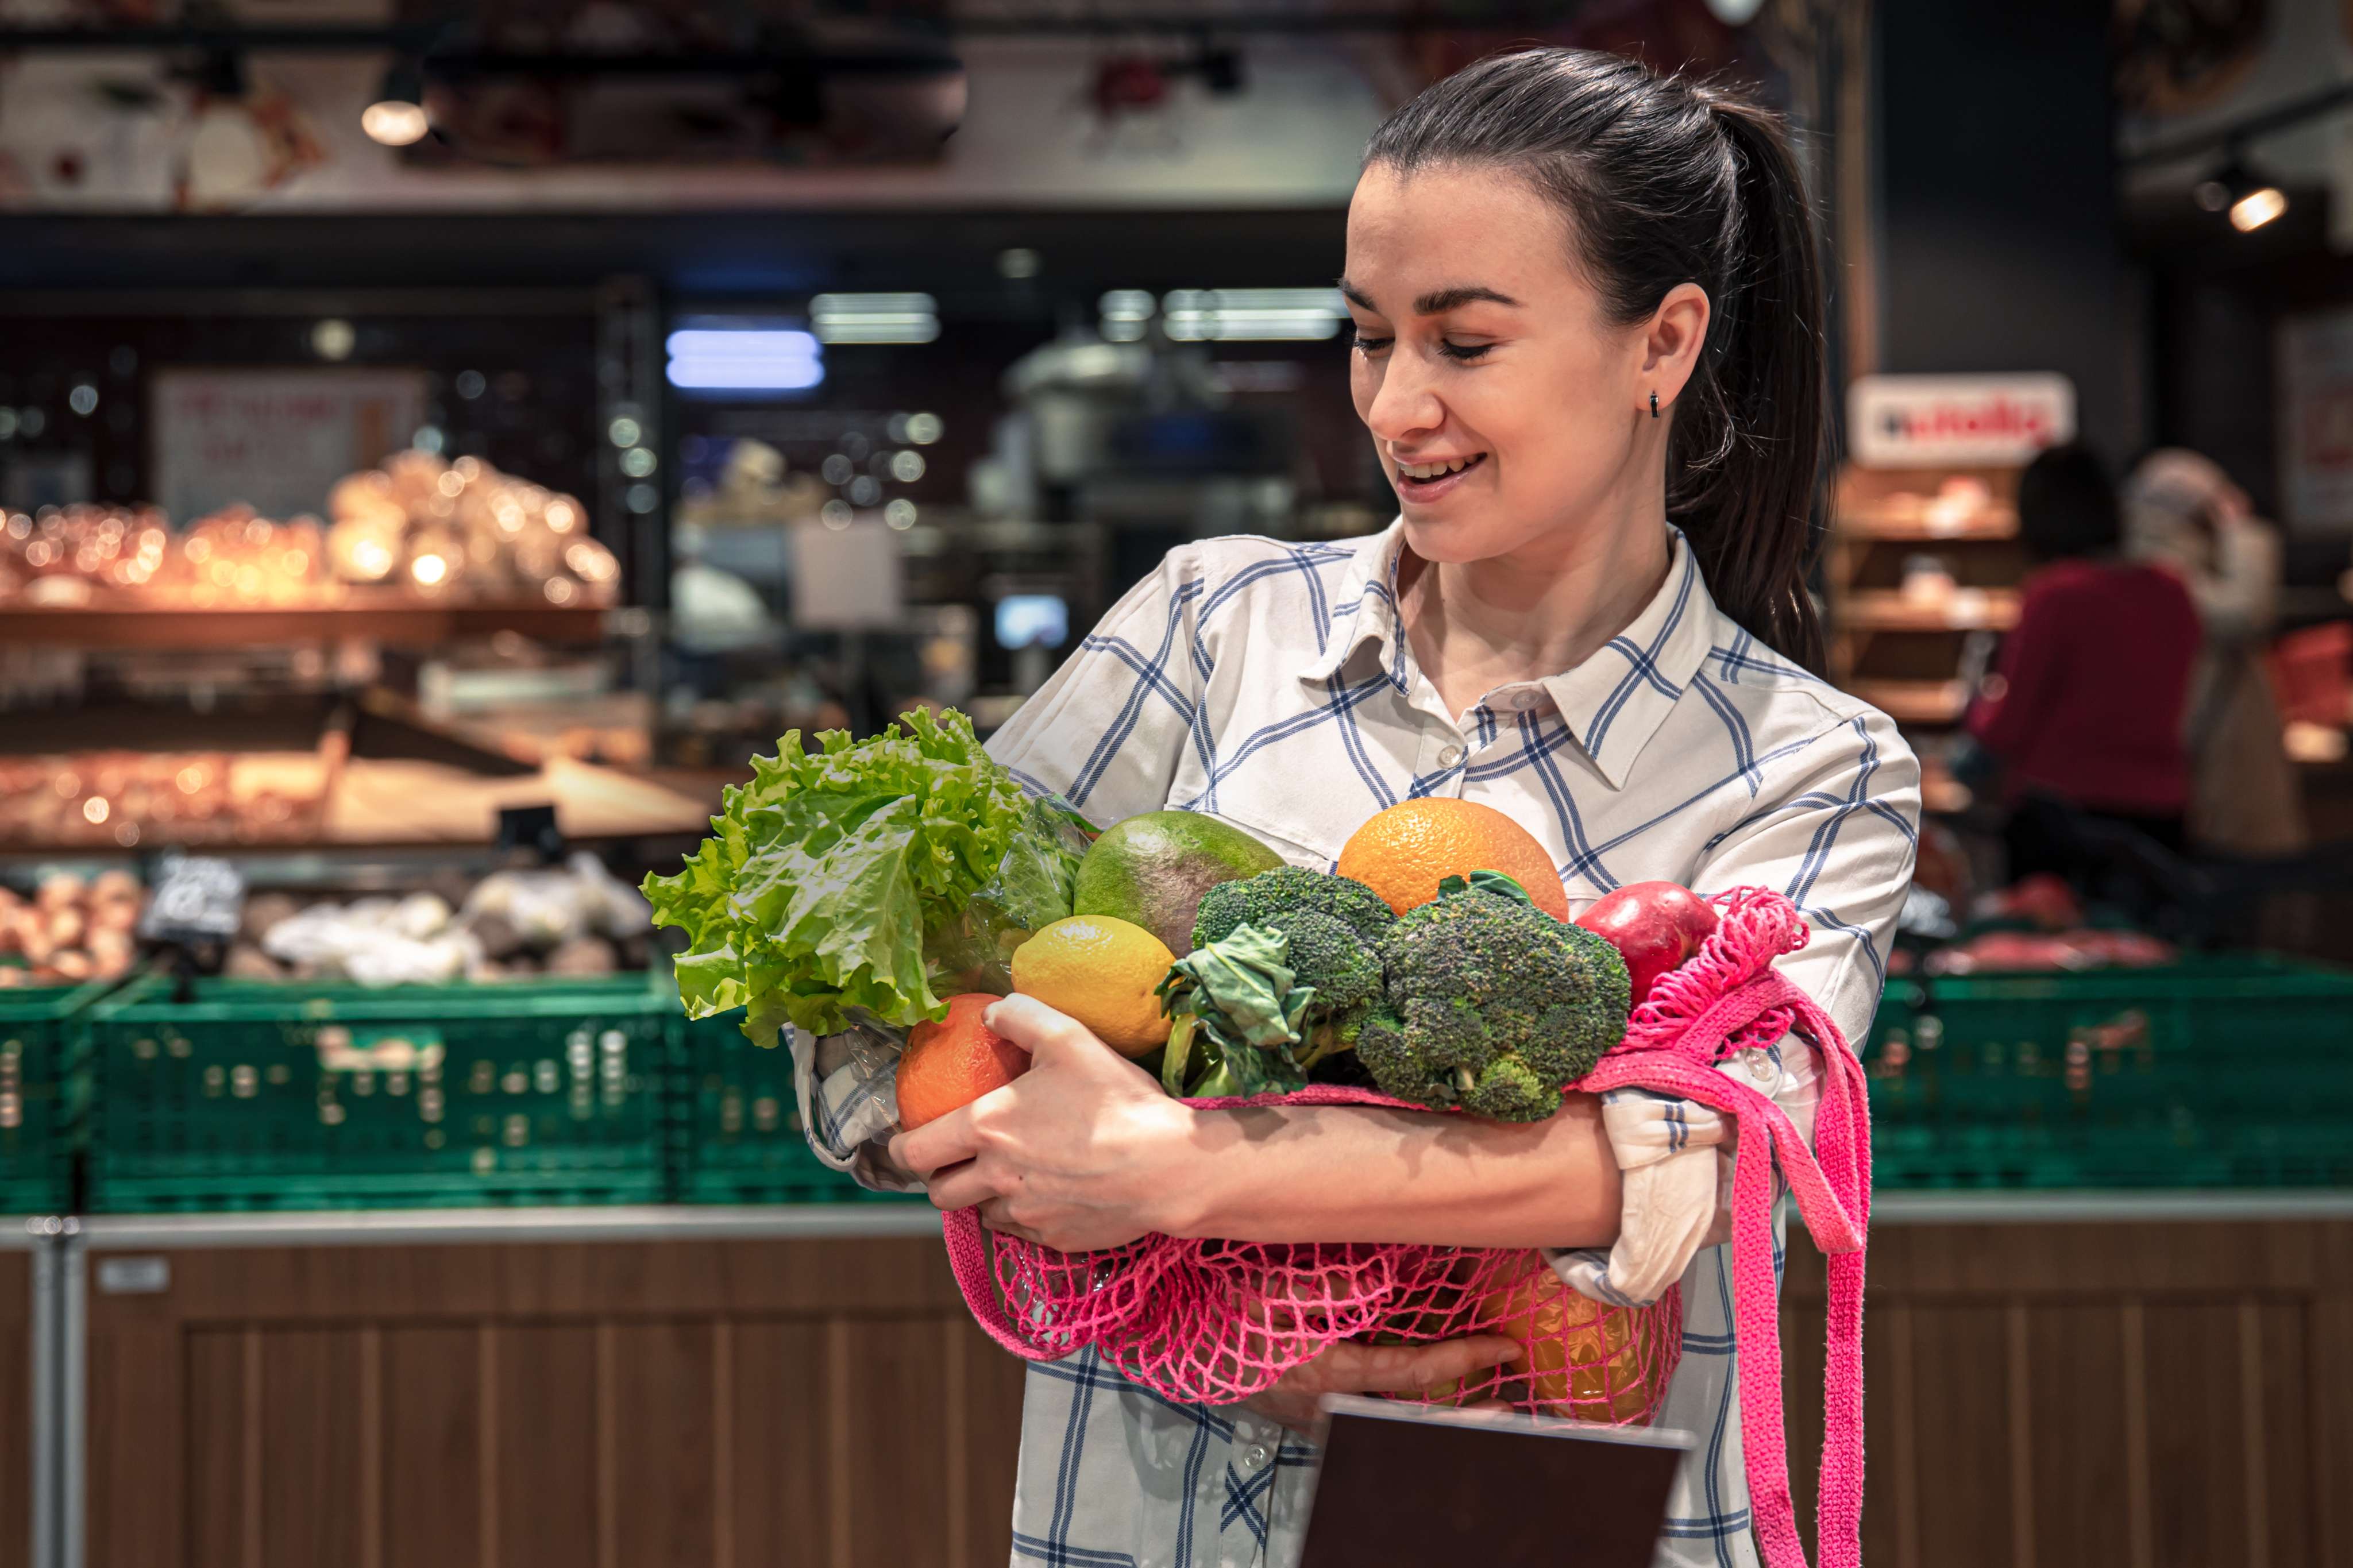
[1361,350,1444,449]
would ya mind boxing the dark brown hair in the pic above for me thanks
[2016,443,2121,562]
[1364,47,1829,669]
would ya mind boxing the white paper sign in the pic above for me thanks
[789,516,905,630]
[2279,309,2353,532]
[152,368,427,520]
[1847,373,2076,468]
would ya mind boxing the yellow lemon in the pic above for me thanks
[1010,915,1176,1056]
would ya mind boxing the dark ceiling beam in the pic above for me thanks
[2122,78,2353,169]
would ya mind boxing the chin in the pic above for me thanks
[1397,509,1513,566]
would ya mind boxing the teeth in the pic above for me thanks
[1398,456,1476,479]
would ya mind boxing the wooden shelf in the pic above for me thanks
[1836,511,2018,542]
[0,599,616,650]
[1848,678,1972,725]
[1838,588,2020,633]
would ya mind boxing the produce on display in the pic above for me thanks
[642,708,1089,1046]
[1575,879,1722,1007]
[894,992,1029,1130]
[1336,796,1574,920]
[1353,873,1631,1121]
[225,855,654,984]
[0,871,143,985]
[0,752,323,849]
[327,451,618,604]
[1069,809,1286,954]
[0,452,615,611]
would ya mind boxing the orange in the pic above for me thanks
[1337,798,1570,920]
[895,993,1030,1130]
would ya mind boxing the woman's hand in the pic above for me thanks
[888,994,1204,1252]
[1239,1337,1522,1432]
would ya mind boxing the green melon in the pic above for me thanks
[1072,810,1287,955]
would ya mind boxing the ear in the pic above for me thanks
[1638,283,1711,415]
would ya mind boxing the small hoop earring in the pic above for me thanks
[1649,391,1660,419]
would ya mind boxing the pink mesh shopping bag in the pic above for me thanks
[940,885,1869,1568]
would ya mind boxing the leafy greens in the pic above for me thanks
[643,708,1084,1045]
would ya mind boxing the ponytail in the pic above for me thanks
[1365,50,1831,670]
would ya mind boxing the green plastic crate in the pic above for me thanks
[1866,957,2353,1188]
[0,976,109,1215]
[667,1007,919,1206]
[83,972,672,1212]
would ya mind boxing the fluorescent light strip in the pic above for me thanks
[813,318,941,345]
[664,329,824,391]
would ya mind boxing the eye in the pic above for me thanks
[1348,330,1393,356]
[1438,340,1492,362]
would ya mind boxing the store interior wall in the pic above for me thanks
[1872,0,2139,462]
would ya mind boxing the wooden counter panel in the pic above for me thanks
[0,1249,28,1568]
[1783,1217,2353,1568]
[86,1237,1022,1568]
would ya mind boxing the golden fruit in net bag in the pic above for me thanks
[1411,1260,1670,1422]
[1490,1268,1668,1422]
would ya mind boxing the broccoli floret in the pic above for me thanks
[1355,885,1631,1122]
[1193,866,1395,950]
[1191,869,1393,1063]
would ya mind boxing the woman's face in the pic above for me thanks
[1343,160,1661,566]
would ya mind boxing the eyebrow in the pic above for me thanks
[1337,279,1523,316]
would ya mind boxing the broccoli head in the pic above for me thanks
[1175,868,1394,1073]
[1355,885,1631,1122]
[1193,866,1395,950]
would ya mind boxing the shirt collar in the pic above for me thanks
[1296,520,1719,790]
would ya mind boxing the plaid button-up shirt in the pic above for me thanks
[795,523,1919,1567]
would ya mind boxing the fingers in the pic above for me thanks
[1337,1335,1523,1395]
[890,1103,982,1178]
[983,994,1104,1063]
[921,1159,1000,1212]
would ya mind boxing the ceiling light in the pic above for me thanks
[665,326,825,392]
[362,61,430,147]
[1160,288,1349,342]
[811,293,940,346]
[2198,153,2288,233]
[2230,185,2288,231]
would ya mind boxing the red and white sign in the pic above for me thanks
[1847,373,2076,468]
[153,368,426,522]
[2279,310,2353,532]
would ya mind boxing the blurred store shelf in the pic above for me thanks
[1849,678,1972,725]
[0,600,616,650]
[1835,509,2018,542]
[1837,588,2020,633]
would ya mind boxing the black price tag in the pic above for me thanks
[138,853,246,944]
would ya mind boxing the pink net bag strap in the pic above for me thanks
[1576,887,1872,1568]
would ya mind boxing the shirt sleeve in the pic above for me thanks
[792,546,1213,1190]
[1550,706,1918,1306]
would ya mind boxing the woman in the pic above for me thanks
[1969,445,2202,883]
[800,49,1917,1568]
[2122,448,2306,858]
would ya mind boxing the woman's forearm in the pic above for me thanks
[1163,1092,1622,1250]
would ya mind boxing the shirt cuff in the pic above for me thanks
[789,1022,926,1195]
[1545,1041,1824,1307]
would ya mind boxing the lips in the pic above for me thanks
[1392,451,1487,501]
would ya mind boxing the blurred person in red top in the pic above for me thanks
[1968,443,2203,884]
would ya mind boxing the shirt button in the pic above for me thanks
[1437,744,1465,768]
[1510,690,1541,712]
[1746,1051,1776,1084]
[1240,1442,1271,1470]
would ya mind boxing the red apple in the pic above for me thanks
[1575,882,1719,1007]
